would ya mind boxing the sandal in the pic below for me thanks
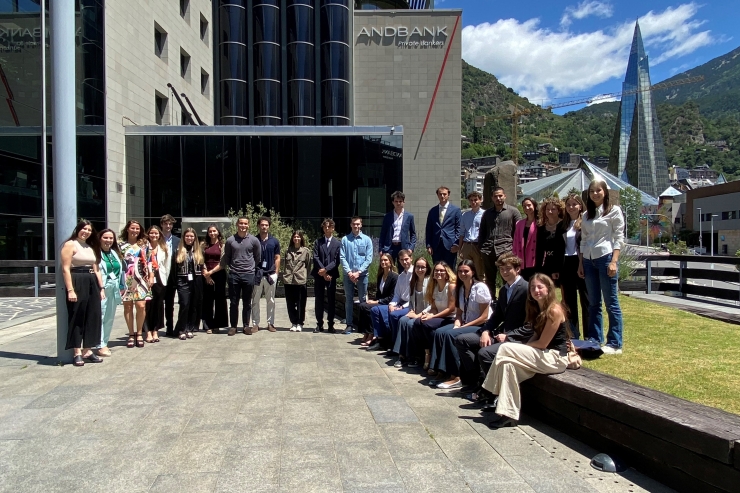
[73,355,85,367]
[83,352,103,363]
[360,337,376,347]
[186,332,194,339]
[179,333,187,340]
[126,335,135,348]
[136,334,144,348]
[206,329,212,334]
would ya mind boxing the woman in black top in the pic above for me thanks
[535,197,566,285]
[201,224,228,333]
[358,253,398,346]
[174,228,204,340]
[482,273,571,428]
[559,193,589,339]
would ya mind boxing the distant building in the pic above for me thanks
[685,181,740,255]
[607,21,669,198]
[465,172,485,196]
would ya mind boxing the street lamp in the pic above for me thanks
[697,207,702,253]
[710,214,718,257]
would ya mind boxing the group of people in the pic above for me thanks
[60,179,624,429]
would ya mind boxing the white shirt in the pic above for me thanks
[580,205,625,260]
[565,220,578,256]
[506,275,522,303]
[390,267,413,308]
[392,210,404,242]
[459,282,492,324]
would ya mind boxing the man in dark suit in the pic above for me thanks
[454,253,532,389]
[160,214,180,337]
[312,218,341,333]
[379,191,416,269]
[425,186,462,269]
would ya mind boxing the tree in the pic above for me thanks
[619,187,642,240]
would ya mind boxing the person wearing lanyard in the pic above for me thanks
[174,228,204,340]
[251,216,281,333]
[429,260,492,390]
[96,229,126,357]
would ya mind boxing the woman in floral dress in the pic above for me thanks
[118,220,153,348]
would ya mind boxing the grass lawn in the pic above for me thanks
[582,295,740,415]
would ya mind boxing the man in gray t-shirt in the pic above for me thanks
[206,216,261,336]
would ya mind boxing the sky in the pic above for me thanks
[437,0,737,113]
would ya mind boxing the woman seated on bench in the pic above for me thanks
[481,273,571,428]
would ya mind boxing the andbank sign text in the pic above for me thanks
[357,26,448,48]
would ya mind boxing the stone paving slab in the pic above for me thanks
[0,298,675,493]
[0,297,56,331]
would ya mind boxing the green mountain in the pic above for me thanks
[461,51,740,179]
[652,46,740,119]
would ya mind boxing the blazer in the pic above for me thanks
[425,203,462,252]
[479,278,530,341]
[373,271,399,305]
[512,219,537,269]
[311,236,341,278]
[152,247,169,287]
[166,235,180,286]
[379,211,417,253]
[99,249,126,304]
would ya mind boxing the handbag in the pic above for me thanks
[566,340,582,370]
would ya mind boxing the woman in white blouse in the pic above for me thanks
[578,179,625,354]
[430,260,492,389]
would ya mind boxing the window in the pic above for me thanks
[154,23,168,59]
[201,69,210,96]
[155,92,169,125]
[180,48,191,81]
[722,211,730,220]
[200,14,209,43]
[180,0,190,20]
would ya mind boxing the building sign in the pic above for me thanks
[356,26,447,48]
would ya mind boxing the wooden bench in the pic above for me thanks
[0,260,56,297]
[521,368,740,493]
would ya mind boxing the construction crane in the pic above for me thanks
[473,75,704,164]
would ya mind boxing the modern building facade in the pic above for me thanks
[608,21,669,199]
[0,0,461,260]
[686,181,740,256]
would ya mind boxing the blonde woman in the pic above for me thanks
[144,225,168,343]
[174,228,204,340]
[411,261,457,370]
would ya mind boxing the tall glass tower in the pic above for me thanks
[608,21,669,198]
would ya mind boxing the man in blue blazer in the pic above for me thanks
[379,191,416,269]
[312,218,341,333]
[425,186,462,269]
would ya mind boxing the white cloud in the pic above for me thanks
[586,94,619,105]
[561,1,614,28]
[462,3,717,105]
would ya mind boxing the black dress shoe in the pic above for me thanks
[366,342,382,351]
[328,327,336,334]
[313,327,321,333]
[481,397,499,412]
[488,417,517,429]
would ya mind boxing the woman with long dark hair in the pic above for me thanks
[391,255,431,368]
[481,273,571,428]
[60,220,104,366]
[201,224,228,333]
[578,179,625,354]
[283,230,312,332]
[513,197,538,281]
[559,193,589,339]
[429,260,492,390]
[96,228,125,357]
[411,261,456,370]
[174,228,204,340]
[119,220,152,348]
[358,253,397,346]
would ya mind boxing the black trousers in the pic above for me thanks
[410,316,453,359]
[314,275,336,328]
[164,270,177,333]
[284,283,307,325]
[144,271,166,332]
[482,252,499,299]
[228,272,255,328]
[454,331,504,386]
[560,255,589,339]
[202,269,228,330]
[175,276,203,334]
[65,271,102,350]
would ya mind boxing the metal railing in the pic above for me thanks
[0,260,56,297]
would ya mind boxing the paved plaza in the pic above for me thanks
[0,298,674,493]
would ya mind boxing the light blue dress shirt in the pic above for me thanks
[340,232,373,275]
[461,208,485,242]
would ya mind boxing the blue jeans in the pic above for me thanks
[344,273,368,326]
[583,253,623,348]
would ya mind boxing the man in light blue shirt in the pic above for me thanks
[340,216,373,334]
[457,191,485,279]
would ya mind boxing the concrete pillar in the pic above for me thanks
[51,0,78,364]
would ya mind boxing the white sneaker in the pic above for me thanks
[296,325,302,332]
[602,345,623,355]
[289,325,297,332]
